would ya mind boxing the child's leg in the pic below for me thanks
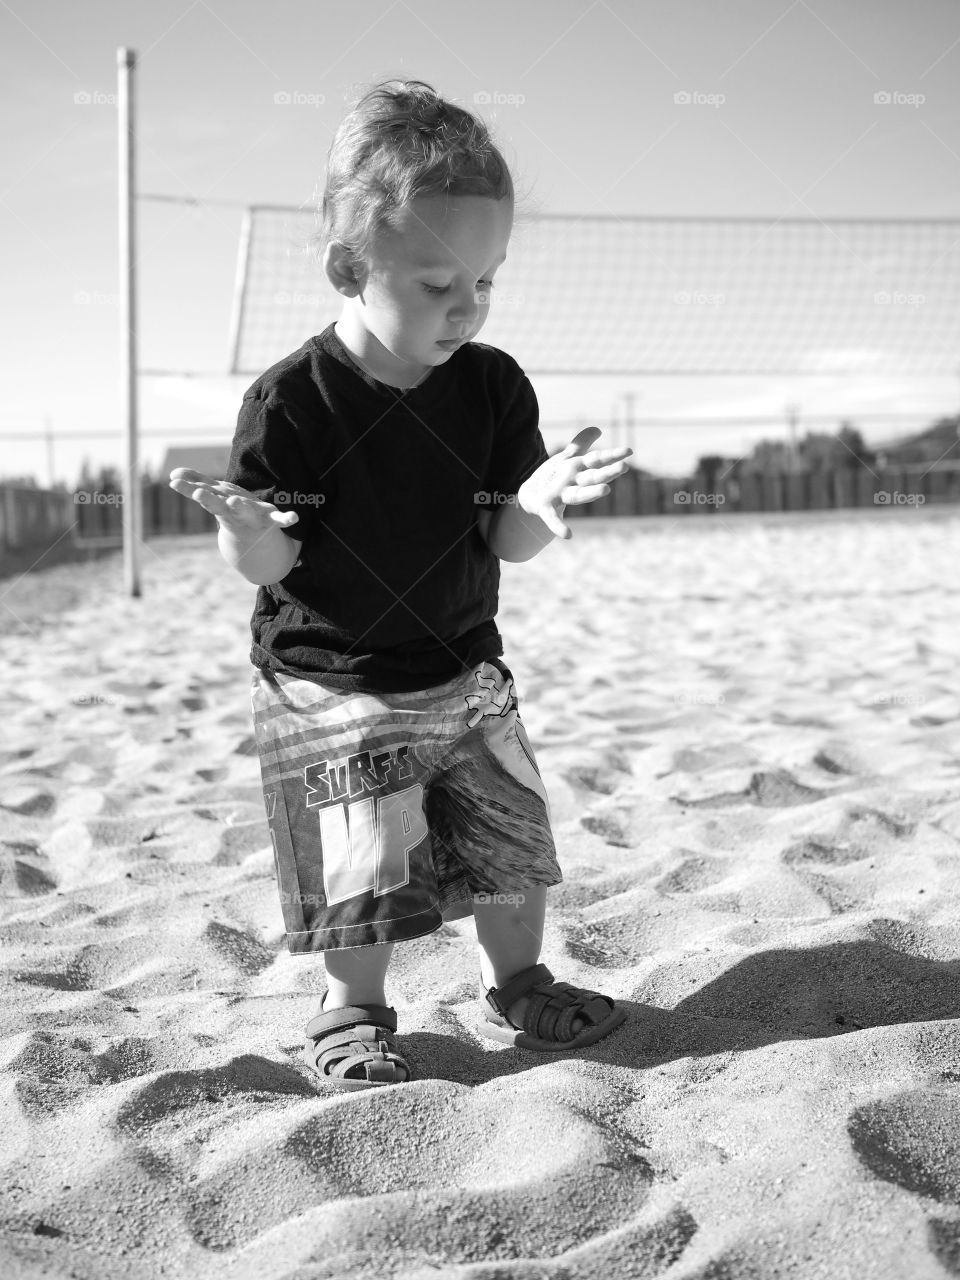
[473,886,546,990]
[322,942,395,1011]
[474,887,582,1034]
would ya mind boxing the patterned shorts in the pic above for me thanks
[250,657,562,953]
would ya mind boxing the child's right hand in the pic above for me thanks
[168,469,300,532]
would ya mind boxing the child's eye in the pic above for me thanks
[422,280,495,296]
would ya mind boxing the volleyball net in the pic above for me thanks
[227,209,960,379]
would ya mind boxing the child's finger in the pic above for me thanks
[563,483,610,505]
[538,503,571,539]
[573,447,632,469]
[563,427,602,457]
[575,460,631,485]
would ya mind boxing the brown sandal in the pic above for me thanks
[480,963,626,1051]
[303,999,413,1090]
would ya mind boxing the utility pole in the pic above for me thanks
[118,46,142,596]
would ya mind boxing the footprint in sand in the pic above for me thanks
[564,749,633,797]
[213,821,271,865]
[928,1218,960,1276]
[782,808,918,878]
[655,853,728,894]
[848,1084,960,1204]
[11,1030,160,1117]
[564,915,649,968]
[177,1082,659,1256]
[202,920,276,976]
[0,785,56,816]
[781,837,869,868]
[194,767,229,783]
[580,814,632,848]
[0,842,57,895]
[673,768,826,810]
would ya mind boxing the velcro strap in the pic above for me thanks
[364,1058,399,1082]
[317,1034,401,1077]
[485,963,555,1018]
[527,983,614,1042]
[304,1004,396,1041]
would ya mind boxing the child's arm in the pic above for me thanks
[482,428,632,562]
[169,469,302,585]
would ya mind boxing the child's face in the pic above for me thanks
[345,194,513,382]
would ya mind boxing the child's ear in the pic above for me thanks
[323,242,366,297]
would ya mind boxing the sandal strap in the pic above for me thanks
[484,963,555,1019]
[315,1029,406,1082]
[303,1004,409,1084]
[304,1004,397,1041]
[525,982,615,1041]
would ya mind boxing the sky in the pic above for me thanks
[1,0,959,485]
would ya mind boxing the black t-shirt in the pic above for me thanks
[224,323,549,692]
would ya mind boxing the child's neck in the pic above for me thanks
[334,318,430,391]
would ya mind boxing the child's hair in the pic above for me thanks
[314,79,517,267]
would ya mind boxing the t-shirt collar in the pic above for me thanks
[314,323,454,406]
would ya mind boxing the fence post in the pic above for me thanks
[740,473,761,511]
[833,470,853,510]
[762,471,784,511]
[785,471,808,511]
[638,475,660,515]
[808,471,829,510]
[613,465,640,516]
[856,470,878,508]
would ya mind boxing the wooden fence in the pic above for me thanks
[569,460,960,518]
[2,466,959,568]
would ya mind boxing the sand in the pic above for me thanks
[1,506,959,1280]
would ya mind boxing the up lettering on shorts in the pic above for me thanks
[303,744,427,905]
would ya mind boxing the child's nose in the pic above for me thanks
[447,284,480,324]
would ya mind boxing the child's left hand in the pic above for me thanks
[517,427,633,539]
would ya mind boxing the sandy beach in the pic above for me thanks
[2,505,959,1280]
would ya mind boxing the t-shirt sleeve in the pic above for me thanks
[485,366,549,498]
[224,390,324,542]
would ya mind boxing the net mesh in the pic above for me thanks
[231,210,960,378]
